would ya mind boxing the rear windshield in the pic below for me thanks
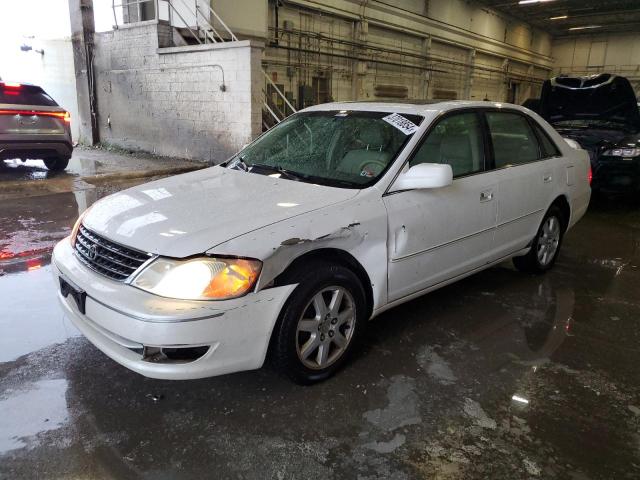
[0,84,58,106]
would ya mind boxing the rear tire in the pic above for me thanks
[44,157,69,171]
[270,261,367,385]
[513,205,565,274]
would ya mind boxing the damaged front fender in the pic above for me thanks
[208,196,389,313]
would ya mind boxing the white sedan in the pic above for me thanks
[52,101,591,384]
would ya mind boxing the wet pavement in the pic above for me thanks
[0,147,203,201]
[1,163,639,479]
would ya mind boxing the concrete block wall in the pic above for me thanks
[93,21,264,162]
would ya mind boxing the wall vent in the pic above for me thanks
[432,89,458,100]
[374,84,408,98]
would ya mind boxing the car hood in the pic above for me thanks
[540,74,640,131]
[610,131,640,149]
[83,166,360,258]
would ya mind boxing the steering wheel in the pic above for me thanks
[358,159,387,177]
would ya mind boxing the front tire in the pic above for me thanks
[271,261,367,384]
[513,205,565,274]
[44,157,70,171]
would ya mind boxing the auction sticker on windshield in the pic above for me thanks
[382,113,419,135]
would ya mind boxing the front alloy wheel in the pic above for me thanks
[296,286,356,370]
[271,261,367,384]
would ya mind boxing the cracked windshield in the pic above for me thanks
[227,111,423,188]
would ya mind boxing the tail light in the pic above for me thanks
[1,82,21,95]
[588,165,593,185]
[0,109,71,122]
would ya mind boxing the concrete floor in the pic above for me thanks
[0,154,639,480]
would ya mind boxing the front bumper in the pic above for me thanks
[593,157,640,193]
[52,240,295,380]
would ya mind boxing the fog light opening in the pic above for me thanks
[140,345,210,363]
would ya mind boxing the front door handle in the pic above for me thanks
[543,174,553,183]
[480,190,494,202]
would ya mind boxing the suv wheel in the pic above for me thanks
[513,205,565,274]
[271,261,367,384]
[44,157,70,171]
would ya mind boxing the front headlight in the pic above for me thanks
[603,148,640,157]
[70,206,92,246]
[131,257,262,300]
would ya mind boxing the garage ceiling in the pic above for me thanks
[477,0,640,35]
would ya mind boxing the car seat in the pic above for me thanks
[337,124,391,176]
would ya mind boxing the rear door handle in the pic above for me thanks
[480,190,494,202]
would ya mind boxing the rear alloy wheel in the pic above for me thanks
[44,157,70,171]
[271,261,367,384]
[513,205,565,274]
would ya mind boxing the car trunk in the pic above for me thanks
[0,83,68,136]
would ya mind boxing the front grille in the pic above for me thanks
[74,224,151,281]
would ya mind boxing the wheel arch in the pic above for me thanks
[549,194,571,232]
[272,247,374,320]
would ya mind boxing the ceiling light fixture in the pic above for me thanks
[519,0,556,5]
[549,15,568,20]
[512,395,530,404]
[569,25,602,31]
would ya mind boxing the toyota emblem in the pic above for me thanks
[88,244,98,260]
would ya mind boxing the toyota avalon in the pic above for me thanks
[52,101,591,384]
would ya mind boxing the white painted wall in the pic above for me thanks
[89,0,554,106]
[94,23,264,161]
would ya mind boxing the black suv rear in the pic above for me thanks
[0,82,73,171]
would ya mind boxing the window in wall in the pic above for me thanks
[410,112,485,177]
[486,112,540,167]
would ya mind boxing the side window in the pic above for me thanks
[410,112,484,178]
[531,121,561,158]
[486,112,541,167]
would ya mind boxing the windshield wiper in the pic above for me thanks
[239,162,361,189]
[249,163,307,181]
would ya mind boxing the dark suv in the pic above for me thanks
[534,74,640,195]
[0,81,73,171]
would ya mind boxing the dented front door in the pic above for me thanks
[383,173,498,302]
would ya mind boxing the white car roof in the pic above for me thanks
[302,100,529,117]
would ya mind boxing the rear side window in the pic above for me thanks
[486,112,540,167]
[410,112,485,177]
[531,121,561,158]
[0,84,58,106]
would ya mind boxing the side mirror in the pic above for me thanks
[390,163,453,192]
